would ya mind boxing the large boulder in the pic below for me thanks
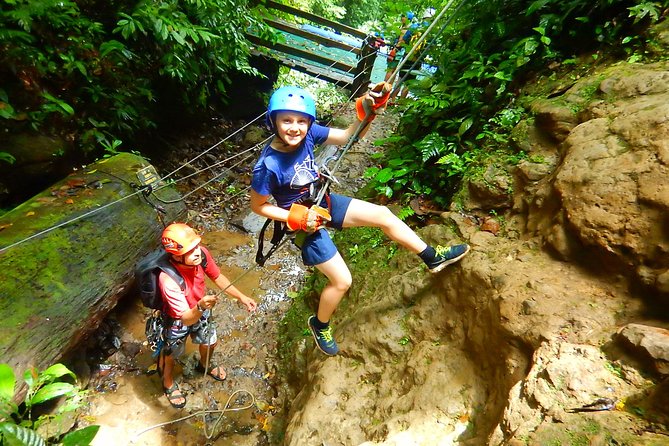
[520,61,669,300]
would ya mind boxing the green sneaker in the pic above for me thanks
[426,244,470,273]
[308,316,339,356]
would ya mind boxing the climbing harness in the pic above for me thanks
[254,143,340,266]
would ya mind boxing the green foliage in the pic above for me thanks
[0,152,16,165]
[0,363,98,446]
[0,0,271,155]
[370,0,661,206]
[341,0,383,27]
[627,2,662,23]
[364,130,475,207]
[275,69,348,118]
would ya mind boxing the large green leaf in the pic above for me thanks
[0,422,47,446]
[41,364,76,382]
[60,425,100,446]
[0,364,15,401]
[375,167,394,183]
[30,383,75,405]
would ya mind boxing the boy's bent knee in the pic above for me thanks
[333,273,353,292]
[376,205,399,225]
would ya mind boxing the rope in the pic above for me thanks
[159,112,266,183]
[0,188,147,253]
[129,389,256,443]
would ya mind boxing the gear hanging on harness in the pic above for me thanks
[255,145,341,266]
[145,310,166,357]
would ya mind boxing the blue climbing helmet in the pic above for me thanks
[405,11,415,20]
[266,86,316,131]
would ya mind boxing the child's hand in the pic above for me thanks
[356,82,392,120]
[240,296,257,312]
[286,203,331,232]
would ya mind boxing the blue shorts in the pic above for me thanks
[300,193,352,266]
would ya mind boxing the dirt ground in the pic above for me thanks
[83,229,302,445]
[79,102,399,445]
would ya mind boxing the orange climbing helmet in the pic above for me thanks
[161,223,201,255]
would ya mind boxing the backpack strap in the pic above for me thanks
[157,259,185,291]
[255,218,288,267]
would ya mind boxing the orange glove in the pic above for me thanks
[387,48,397,62]
[286,204,332,232]
[355,81,392,121]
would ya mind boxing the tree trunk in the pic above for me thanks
[0,152,186,384]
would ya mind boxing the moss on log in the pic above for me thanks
[0,153,186,377]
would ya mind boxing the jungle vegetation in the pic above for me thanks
[1,0,666,207]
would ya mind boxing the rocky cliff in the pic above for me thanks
[279,57,669,444]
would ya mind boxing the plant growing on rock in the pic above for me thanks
[0,363,98,446]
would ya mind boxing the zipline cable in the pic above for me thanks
[159,112,266,183]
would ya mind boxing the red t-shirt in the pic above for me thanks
[158,246,221,319]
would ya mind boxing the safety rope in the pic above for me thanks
[129,390,256,443]
[159,112,267,183]
[0,188,146,253]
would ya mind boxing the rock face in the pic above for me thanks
[524,61,669,297]
[279,61,669,443]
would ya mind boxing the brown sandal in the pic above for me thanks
[163,382,186,409]
[195,362,226,381]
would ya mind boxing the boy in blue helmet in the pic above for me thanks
[250,85,470,356]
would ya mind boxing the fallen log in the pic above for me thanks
[0,152,186,384]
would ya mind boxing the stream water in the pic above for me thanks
[82,227,307,445]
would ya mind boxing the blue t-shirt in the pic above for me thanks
[251,123,330,209]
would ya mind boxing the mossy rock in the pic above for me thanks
[0,152,186,387]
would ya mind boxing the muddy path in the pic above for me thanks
[79,104,399,445]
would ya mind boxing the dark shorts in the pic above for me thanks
[163,311,217,358]
[300,193,352,266]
